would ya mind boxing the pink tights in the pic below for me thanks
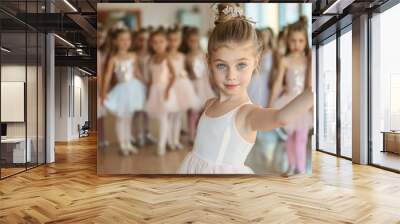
[286,128,308,173]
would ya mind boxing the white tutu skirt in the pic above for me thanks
[177,152,254,174]
[145,84,179,119]
[273,93,313,134]
[104,79,146,118]
[193,76,215,108]
[174,78,201,111]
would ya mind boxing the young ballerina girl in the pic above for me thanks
[145,28,178,156]
[178,3,313,174]
[247,28,275,108]
[167,27,200,150]
[269,16,313,175]
[102,28,146,155]
[184,27,216,143]
[132,28,157,147]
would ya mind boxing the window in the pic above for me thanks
[371,3,400,171]
[317,37,337,154]
[339,29,352,158]
[244,3,312,36]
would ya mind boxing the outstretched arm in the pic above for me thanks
[247,88,313,132]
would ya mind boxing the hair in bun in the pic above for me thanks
[208,3,261,57]
[289,15,308,31]
[214,3,243,25]
[286,16,309,55]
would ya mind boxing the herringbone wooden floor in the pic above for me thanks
[1,135,400,224]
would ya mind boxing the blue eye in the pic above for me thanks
[237,63,248,70]
[216,63,227,70]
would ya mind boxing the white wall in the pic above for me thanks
[1,65,31,137]
[97,3,214,36]
[1,64,46,164]
[55,67,89,141]
[1,65,26,81]
[55,66,69,141]
[1,66,26,138]
[72,73,89,138]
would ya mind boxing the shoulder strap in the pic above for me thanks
[234,101,252,112]
[232,101,252,120]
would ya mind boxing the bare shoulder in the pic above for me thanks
[166,55,173,64]
[129,52,137,60]
[108,56,117,65]
[237,103,260,119]
[281,56,289,66]
[204,97,217,109]
[235,103,260,139]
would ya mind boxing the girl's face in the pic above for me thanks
[209,42,258,97]
[116,32,132,52]
[187,33,199,51]
[151,33,168,55]
[288,31,307,54]
[168,32,181,51]
[136,33,147,50]
[262,30,271,48]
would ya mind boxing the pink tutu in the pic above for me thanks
[145,84,179,119]
[177,152,254,174]
[173,77,201,111]
[273,93,313,134]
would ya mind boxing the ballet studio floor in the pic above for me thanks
[1,134,399,223]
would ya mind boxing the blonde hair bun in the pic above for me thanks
[214,3,244,25]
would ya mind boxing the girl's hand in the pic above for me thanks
[276,88,313,125]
